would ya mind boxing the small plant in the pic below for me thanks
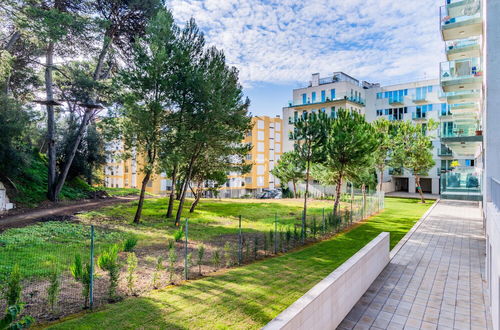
[197,244,205,275]
[269,230,274,253]
[293,225,299,242]
[47,271,61,312]
[70,255,92,308]
[173,226,183,242]
[126,252,138,295]
[0,304,35,329]
[212,249,221,270]
[97,244,121,301]
[4,264,22,306]
[185,252,193,279]
[312,216,317,238]
[253,236,258,259]
[168,245,177,283]
[286,226,292,249]
[223,242,233,267]
[152,256,165,289]
[279,230,284,252]
[263,234,268,256]
[123,237,138,252]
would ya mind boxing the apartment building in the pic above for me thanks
[103,115,283,197]
[283,73,447,195]
[221,116,283,197]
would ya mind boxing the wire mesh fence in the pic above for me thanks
[0,191,384,325]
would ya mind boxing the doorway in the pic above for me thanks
[395,178,409,192]
[420,178,432,193]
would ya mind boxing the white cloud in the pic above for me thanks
[168,0,444,86]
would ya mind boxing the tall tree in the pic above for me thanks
[371,118,395,192]
[173,47,251,225]
[293,111,327,232]
[323,109,377,215]
[270,151,304,197]
[118,9,177,223]
[391,121,437,203]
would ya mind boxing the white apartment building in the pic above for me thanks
[283,73,447,195]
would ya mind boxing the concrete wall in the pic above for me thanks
[263,232,390,330]
[486,204,500,330]
[0,182,14,212]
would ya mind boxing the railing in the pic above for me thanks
[438,148,453,157]
[411,94,427,102]
[440,127,478,138]
[412,112,427,120]
[440,1,481,28]
[440,58,482,82]
[492,177,500,211]
[287,94,365,107]
[445,36,480,52]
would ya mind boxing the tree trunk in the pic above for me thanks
[189,183,202,213]
[333,175,343,216]
[53,109,92,198]
[93,35,112,81]
[4,31,20,52]
[133,172,151,223]
[166,163,178,218]
[292,181,297,198]
[415,176,425,203]
[302,159,311,240]
[378,169,384,192]
[45,42,57,201]
[175,156,196,225]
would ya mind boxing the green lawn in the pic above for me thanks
[47,198,433,329]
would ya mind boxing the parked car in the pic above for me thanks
[257,189,282,199]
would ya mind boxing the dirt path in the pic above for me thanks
[0,196,140,231]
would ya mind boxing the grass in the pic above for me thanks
[78,198,338,242]
[100,187,141,197]
[47,198,433,329]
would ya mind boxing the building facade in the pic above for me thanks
[283,73,448,195]
[102,115,283,197]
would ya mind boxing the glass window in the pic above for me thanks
[321,90,326,102]
[428,86,433,92]
[302,93,306,104]
[311,92,316,103]
[331,89,336,100]
[330,107,336,118]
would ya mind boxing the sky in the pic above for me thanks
[168,0,445,117]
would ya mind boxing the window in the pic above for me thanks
[275,133,281,142]
[257,120,264,129]
[257,176,264,187]
[311,92,316,103]
[376,109,383,116]
[276,144,281,152]
[330,107,336,118]
[245,154,252,160]
[257,131,264,141]
[245,177,252,184]
[147,180,153,188]
[376,92,382,99]
[257,154,264,163]
[257,165,265,175]
[331,89,336,100]
[275,123,281,131]
[302,93,307,104]
[257,142,264,152]
[427,85,433,92]
[294,111,298,121]
[321,90,326,102]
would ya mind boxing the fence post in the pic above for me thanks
[184,218,189,280]
[238,215,242,265]
[350,184,354,225]
[322,208,325,234]
[274,213,278,254]
[89,225,95,310]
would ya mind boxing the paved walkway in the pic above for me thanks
[338,200,492,330]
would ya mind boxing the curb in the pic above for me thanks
[389,199,440,259]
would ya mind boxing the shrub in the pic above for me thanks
[70,255,92,308]
[47,271,60,312]
[212,249,221,270]
[253,237,258,259]
[168,245,177,283]
[285,227,292,249]
[0,304,35,329]
[97,245,121,301]
[197,244,205,275]
[126,253,138,295]
[223,242,233,267]
[123,237,138,252]
[4,264,22,306]
[263,234,268,256]
[173,226,183,242]
[151,256,165,289]
[268,230,274,253]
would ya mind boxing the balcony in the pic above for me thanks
[347,96,365,106]
[440,58,483,92]
[445,37,481,61]
[445,90,481,104]
[449,102,479,114]
[411,94,427,103]
[440,168,482,201]
[388,96,404,106]
[412,112,427,121]
[440,1,483,41]
[438,148,454,157]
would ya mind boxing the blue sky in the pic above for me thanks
[169,0,445,117]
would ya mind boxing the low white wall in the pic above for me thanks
[486,202,500,330]
[263,232,390,330]
[381,180,395,193]
[0,182,14,213]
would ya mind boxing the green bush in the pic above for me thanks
[173,226,183,242]
[0,304,35,329]
[47,271,61,312]
[197,244,205,275]
[123,237,138,252]
[151,256,165,289]
[3,264,22,306]
[97,245,121,301]
[126,253,138,295]
[69,255,92,308]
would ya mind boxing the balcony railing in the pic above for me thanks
[438,148,453,157]
[388,96,404,105]
[440,1,481,28]
[440,126,479,138]
[412,112,427,120]
[440,169,482,195]
[445,36,480,53]
[288,94,365,107]
[411,94,427,102]
[440,58,482,82]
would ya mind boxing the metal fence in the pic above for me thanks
[0,191,384,325]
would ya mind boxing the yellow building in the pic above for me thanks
[103,115,284,197]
